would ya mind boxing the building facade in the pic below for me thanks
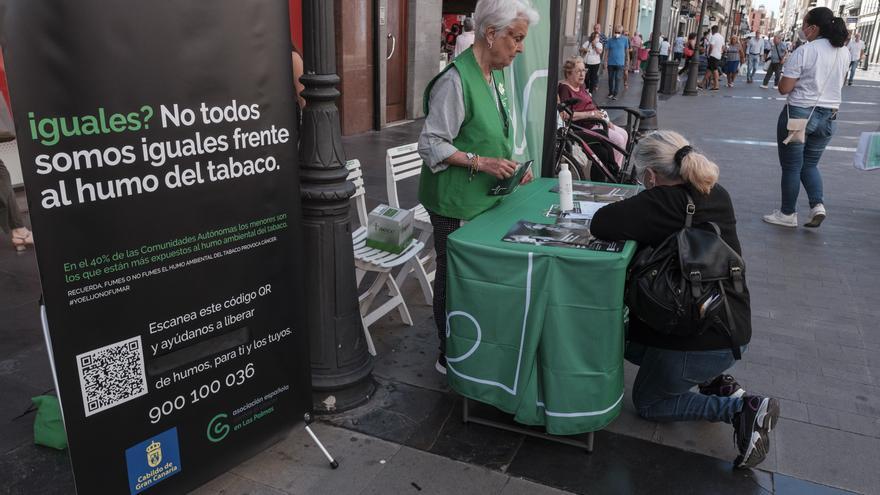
[750,5,769,35]
[854,0,880,65]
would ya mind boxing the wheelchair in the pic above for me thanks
[554,98,655,184]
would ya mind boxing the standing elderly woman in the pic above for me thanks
[418,0,538,374]
[762,7,849,228]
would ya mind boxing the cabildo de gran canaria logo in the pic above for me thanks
[125,427,182,495]
[146,440,162,468]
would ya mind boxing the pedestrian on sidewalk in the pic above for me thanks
[673,31,685,64]
[659,35,670,59]
[605,24,630,100]
[623,31,631,88]
[581,31,603,94]
[590,22,608,78]
[845,32,865,86]
[706,26,725,90]
[417,0,538,374]
[453,17,476,59]
[0,160,32,252]
[763,7,849,228]
[723,35,744,87]
[761,35,787,89]
[0,59,33,252]
[630,32,643,72]
[591,130,779,470]
[745,34,764,83]
[679,33,697,76]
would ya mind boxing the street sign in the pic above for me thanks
[710,16,717,21]
[847,16,858,24]
[4,1,310,493]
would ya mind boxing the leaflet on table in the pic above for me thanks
[502,220,624,252]
[545,201,606,220]
[488,160,533,196]
[549,183,640,202]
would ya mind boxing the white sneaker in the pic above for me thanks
[759,84,768,89]
[804,204,826,228]
[435,353,447,375]
[762,210,797,227]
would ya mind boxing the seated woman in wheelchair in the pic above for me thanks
[557,56,628,169]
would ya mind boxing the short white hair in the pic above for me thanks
[473,0,540,40]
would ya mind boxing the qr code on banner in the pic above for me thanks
[76,336,149,417]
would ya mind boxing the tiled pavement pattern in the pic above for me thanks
[1,68,878,494]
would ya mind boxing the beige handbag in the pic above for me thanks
[783,50,839,145]
[783,105,812,145]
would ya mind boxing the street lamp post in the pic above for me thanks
[299,0,375,413]
[638,0,669,131]
[726,0,738,39]
[683,0,708,95]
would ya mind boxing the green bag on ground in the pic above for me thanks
[31,395,68,450]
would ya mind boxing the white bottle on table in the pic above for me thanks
[558,163,574,212]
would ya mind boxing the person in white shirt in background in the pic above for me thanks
[673,32,686,63]
[453,17,476,59]
[763,7,850,229]
[745,34,765,83]
[581,30,603,93]
[706,26,725,90]
[658,36,670,59]
[845,31,865,86]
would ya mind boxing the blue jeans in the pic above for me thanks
[625,342,744,423]
[776,105,837,214]
[608,65,624,95]
[848,61,858,84]
[747,53,760,81]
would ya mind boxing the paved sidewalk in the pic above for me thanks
[337,69,880,494]
[191,423,571,495]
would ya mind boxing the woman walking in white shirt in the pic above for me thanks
[581,31,603,94]
[763,7,849,229]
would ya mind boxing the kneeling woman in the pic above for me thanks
[591,130,779,470]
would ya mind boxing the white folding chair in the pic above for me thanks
[347,159,426,356]
[385,143,435,305]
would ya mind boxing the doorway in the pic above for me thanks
[385,0,408,122]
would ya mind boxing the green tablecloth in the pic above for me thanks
[445,178,637,435]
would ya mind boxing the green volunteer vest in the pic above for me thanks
[418,47,513,220]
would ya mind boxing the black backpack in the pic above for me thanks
[625,194,746,359]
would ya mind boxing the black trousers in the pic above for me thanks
[678,56,693,75]
[428,210,461,354]
[586,63,600,94]
[763,62,783,87]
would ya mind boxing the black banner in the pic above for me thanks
[4,1,310,493]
